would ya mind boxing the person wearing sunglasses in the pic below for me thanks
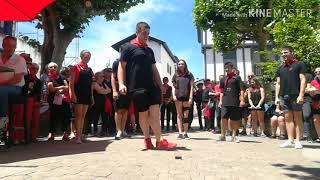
[0,36,28,139]
[46,62,70,142]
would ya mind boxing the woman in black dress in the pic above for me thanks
[69,50,94,144]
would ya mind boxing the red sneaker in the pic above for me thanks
[144,138,154,149]
[62,133,70,141]
[156,139,177,150]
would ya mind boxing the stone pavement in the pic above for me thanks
[0,129,320,180]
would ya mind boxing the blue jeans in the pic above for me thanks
[0,85,22,117]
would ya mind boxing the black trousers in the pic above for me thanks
[171,103,177,129]
[87,103,107,134]
[195,103,203,129]
[160,103,171,130]
[188,102,194,126]
[49,102,70,133]
[215,106,221,130]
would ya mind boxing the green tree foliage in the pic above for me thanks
[193,0,272,61]
[38,0,144,72]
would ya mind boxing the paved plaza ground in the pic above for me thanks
[1,123,320,180]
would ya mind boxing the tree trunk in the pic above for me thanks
[255,0,272,63]
[40,7,76,73]
[51,32,75,69]
[256,31,268,62]
[40,8,55,73]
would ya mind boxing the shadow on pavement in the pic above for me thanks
[140,146,191,152]
[190,137,213,141]
[272,163,320,179]
[239,140,262,143]
[303,144,320,149]
[0,140,112,164]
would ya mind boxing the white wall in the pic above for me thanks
[236,48,245,80]
[205,49,214,80]
[145,39,176,86]
[160,45,175,85]
[244,48,252,77]
[206,30,213,45]
[147,40,161,63]
[215,52,224,81]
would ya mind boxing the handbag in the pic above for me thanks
[53,93,63,105]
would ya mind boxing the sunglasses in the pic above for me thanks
[248,75,254,78]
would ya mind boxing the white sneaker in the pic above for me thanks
[231,136,240,143]
[279,140,294,148]
[294,141,303,149]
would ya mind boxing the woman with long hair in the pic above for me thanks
[172,59,194,139]
[69,50,94,144]
[248,78,266,137]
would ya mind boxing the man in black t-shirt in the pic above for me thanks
[275,46,306,149]
[218,62,245,143]
[111,60,130,140]
[118,22,176,150]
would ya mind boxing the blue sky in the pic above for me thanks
[18,0,204,79]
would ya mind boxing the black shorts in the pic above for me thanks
[221,106,241,121]
[131,87,161,112]
[313,109,320,114]
[113,94,130,111]
[75,96,91,105]
[280,95,303,112]
[177,96,189,102]
[241,107,250,118]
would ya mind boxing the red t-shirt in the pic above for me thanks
[311,79,320,109]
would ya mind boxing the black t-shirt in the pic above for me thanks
[172,72,194,99]
[304,73,313,102]
[23,74,42,101]
[120,43,156,92]
[220,75,244,107]
[202,88,214,103]
[276,61,306,97]
[103,79,113,100]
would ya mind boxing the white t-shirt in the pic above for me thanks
[0,54,28,87]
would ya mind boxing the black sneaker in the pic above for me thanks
[278,135,286,140]
[270,134,276,139]
[239,130,247,136]
[184,134,190,140]
[177,134,184,139]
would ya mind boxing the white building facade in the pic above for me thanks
[112,34,177,86]
[197,30,277,82]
